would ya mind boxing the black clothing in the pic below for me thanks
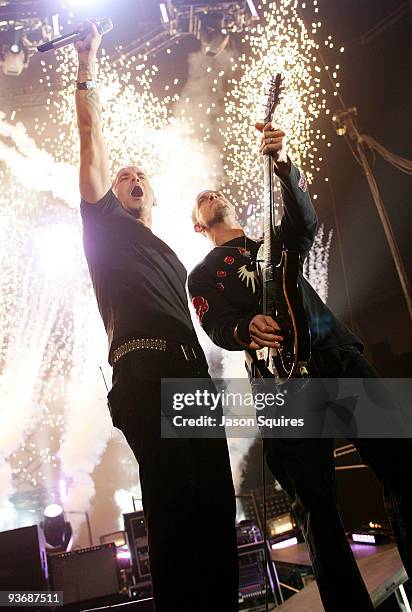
[264,345,412,612]
[108,350,238,612]
[188,162,412,611]
[188,163,361,352]
[80,190,239,611]
[81,189,198,364]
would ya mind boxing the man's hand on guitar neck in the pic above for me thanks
[247,315,283,350]
[255,121,291,178]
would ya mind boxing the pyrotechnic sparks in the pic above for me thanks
[221,0,339,231]
[0,0,339,537]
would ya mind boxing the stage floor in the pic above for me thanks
[273,543,407,611]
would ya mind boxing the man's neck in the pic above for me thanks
[211,224,245,247]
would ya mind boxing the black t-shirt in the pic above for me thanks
[80,189,199,364]
[189,236,362,352]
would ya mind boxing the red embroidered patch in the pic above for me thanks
[216,283,225,292]
[224,256,234,265]
[192,296,209,324]
[217,270,227,278]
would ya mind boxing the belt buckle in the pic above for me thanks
[181,344,197,361]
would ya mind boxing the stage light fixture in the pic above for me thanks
[159,3,170,23]
[198,12,230,57]
[52,15,60,37]
[246,0,258,18]
[41,504,73,551]
[44,504,63,518]
[0,27,31,76]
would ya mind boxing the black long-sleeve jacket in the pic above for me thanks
[188,163,361,352]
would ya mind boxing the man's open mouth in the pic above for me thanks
[131,185,143,198]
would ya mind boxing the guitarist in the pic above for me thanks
[188,121,412,611]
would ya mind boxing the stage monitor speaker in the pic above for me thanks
[48,543,119,605]
[0,524,48,590]
[335,454,387,531]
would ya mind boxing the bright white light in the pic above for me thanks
[247,0,259,17]
[352,533,376,544]
[59,479,68,503]
[159,3,169,23]
[10,44,20,53]
[33,224,78,276]
[272,537,298,550]
[117,551,131,559]
[44,503,63,518]
[52,15,60,37]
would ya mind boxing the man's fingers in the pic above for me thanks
[250,325,283,342]
[262,129,285,139]
[255,122,264,133]
[252,331,283,343]
[251,320,282,336]
[264,316,281,331]
[251,335,279,349]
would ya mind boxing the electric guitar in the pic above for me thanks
[245,73,311,384]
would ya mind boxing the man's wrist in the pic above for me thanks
[77,57,97,82]
[274,156,291,179]
[234,324,250,349]
[234,316,254,349]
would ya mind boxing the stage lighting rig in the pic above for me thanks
[0,1,60,75]
[165,0,258,50]
[0,26,32,75]
[116,0,258,62]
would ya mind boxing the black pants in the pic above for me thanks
[263,345,412,611]
[108,347,239,612]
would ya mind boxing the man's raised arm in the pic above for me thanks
[256,121,318,259]
[75,22,111,204]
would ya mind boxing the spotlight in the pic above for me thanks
[0,28,31,76]
[1,47,26,75]
[332,107,358,137]
[41,504,73,552]
[159,3,170,24]
[246,0,259,18]
[44,504,64,519]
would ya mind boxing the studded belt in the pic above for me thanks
[112,338,199,365]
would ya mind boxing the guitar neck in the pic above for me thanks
[263,151,284,264]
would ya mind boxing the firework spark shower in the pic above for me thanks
[0,0,338,536]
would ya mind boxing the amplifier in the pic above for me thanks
[0,524,48,590]
[123,512,151,588]
[48,543,120,605]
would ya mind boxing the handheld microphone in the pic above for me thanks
[37,18,113,53]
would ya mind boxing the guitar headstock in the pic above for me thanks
[261,73,283,124]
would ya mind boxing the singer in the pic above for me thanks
[73,22,238,612]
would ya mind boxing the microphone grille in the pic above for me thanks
[95,18,113,35]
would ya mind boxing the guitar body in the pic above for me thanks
[245,245,311,384]
[245,73,311,385]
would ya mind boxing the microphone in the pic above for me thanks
[37,18,113,53]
